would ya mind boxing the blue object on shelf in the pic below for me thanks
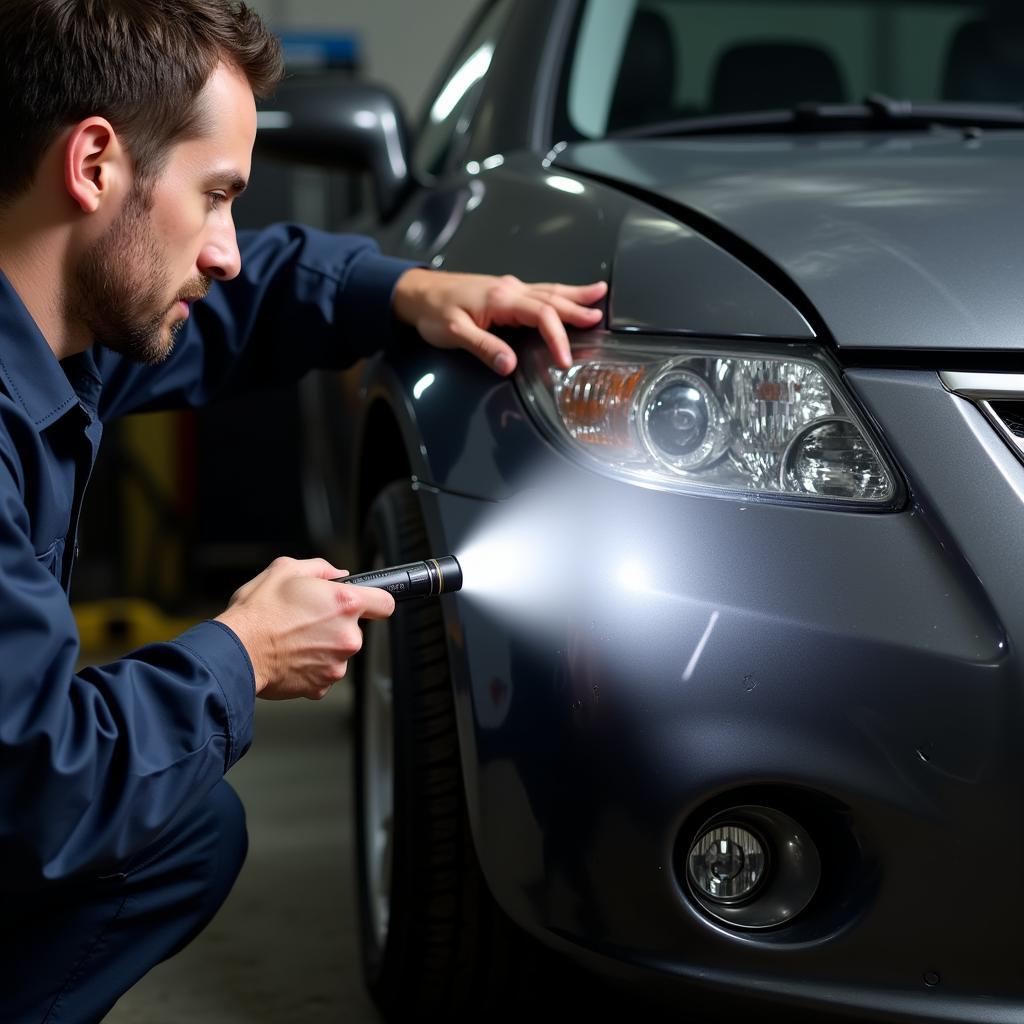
[276,32,360,70]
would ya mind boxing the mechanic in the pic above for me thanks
[0,2,606,1021]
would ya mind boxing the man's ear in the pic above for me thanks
[64,117,127,214]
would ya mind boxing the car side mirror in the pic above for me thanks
[256,76,413,220]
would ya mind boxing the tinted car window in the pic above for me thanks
[566,0,1023,138]
[413,0,514,179]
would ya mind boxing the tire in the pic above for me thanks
[353,481,541,1020]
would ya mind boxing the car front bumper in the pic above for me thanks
[414,368,1024,1023]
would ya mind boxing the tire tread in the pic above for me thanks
[354,482,542,1020]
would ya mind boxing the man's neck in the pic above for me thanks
[0,208,90,363]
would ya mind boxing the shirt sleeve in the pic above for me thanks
[95,223,420,421]
[0,441,255,889]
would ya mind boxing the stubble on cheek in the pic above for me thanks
[68,188,182,365]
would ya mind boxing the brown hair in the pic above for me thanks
[0,0,284,206]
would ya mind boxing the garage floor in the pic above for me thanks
[104,686,381,1024]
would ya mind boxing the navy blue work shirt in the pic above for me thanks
[0,224,415,889]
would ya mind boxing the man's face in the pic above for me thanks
[70,63,256,364]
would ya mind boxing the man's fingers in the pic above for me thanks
[353,586,397,620]
[447,307,517,374]
[314,561,347,580]
[536,304,572,369]
[424,277,608,375]
[268,556,347,580]
[489,279,607,369]
[526,283,606,328]
[489,292,572,368]
[532,291,604,329]
[531,280,608,305]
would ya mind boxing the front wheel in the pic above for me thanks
[353,480,542,1019]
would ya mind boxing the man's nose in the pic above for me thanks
[197,228,242,281]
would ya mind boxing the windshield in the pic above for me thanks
[562,0,1024,138]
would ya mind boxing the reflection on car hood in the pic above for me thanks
[560,133,1024,352]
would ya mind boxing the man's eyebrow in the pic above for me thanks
[204,174,248,195]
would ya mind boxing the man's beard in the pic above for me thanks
[68,188,209,365]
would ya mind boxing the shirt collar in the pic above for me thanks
[0,268,87,429]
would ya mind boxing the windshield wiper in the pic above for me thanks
[614,94,1024,139]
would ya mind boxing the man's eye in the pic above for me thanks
[208,192,228,211]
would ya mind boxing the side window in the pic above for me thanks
[412,0,513,181]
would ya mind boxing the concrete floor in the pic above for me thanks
[104,685,382,1024]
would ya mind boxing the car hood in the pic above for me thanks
[559,133,1024,352]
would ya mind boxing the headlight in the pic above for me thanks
[517,338,899,507]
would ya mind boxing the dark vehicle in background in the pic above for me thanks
[258,1,1024,1020]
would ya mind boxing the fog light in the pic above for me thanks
[688,825,767,904]
[680,805,821,930]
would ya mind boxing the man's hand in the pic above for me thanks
[215,557,395,701]
[392,268,607,375]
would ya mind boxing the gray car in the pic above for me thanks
[259,1,1024,1020]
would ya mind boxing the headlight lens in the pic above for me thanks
[518,340,898,506]
[640,368,729,471]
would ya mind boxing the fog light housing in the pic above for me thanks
[688,825,767,904]
[682,805,821,930]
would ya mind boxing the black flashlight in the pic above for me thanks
[335,555,463,602]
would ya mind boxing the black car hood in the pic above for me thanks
[560,133,1024,352]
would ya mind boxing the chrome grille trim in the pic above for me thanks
[940,371,1024,461]
[940,371,1024,399]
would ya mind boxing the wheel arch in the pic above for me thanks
[354,393,496,872]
